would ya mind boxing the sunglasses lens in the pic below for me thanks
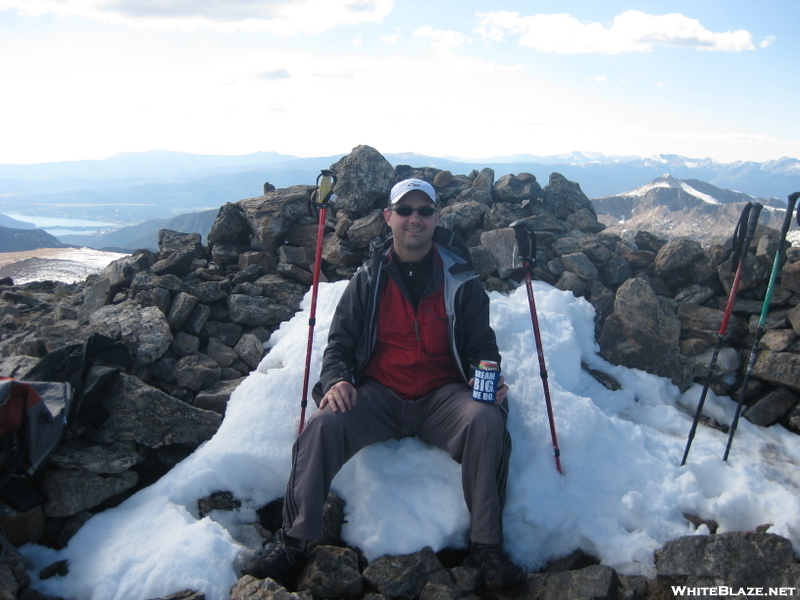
[393,205,436,217]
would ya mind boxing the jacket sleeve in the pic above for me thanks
[313,270,371,402]
[456,278,501,375]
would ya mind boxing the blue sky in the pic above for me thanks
[1,0,798,164]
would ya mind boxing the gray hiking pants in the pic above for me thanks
[282,379,512,545]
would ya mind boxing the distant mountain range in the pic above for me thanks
[394,151,800,201]
[60,174,797,254]
[1,149,798,222]
[0,149,798,253]
[0,150,321,225]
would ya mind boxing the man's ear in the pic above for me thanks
[383,207,393,225]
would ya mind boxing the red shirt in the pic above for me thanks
[361,272,463,399]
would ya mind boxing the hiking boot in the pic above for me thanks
[241,529,308,585]
[465,542,524,589]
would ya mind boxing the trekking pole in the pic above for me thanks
[511,221,563,474]
[723,192,800,461]
[681,202,763,466]
[298,170,336,435]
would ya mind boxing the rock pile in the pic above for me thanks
[0,144,799,599]
[224,527,800,600]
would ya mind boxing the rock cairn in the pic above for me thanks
[0,144,799,599]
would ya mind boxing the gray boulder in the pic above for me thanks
[78,277,113,324]
[654,238,704,276]
[541,173,597,220]
[240,186,315,253]
[89,301,172,366]
[175,353,222,391]
[230,576,312,600]
[655,532,800,589]
[543,564,620,600]
[297,546,363,598]
[99,373,222,448]
[43,469,139,518]
[49,441,147,474]
[158,230,203,256]
[744,387,799,426]
[363,547,450,600]
[208,202,253,246]
[492,172,543,203]
[330,145,397,216]
[227,294,295,326]
[480,228,523,280]
[752,351,800,392]
[599,277,693,389]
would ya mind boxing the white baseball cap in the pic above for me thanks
[389,178,437,206]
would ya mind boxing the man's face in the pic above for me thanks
[383,190,439,261]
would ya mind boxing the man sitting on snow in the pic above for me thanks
[242,178,522,589]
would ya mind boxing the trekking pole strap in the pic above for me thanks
[729,203,751,270]
[730,203,762,271]
[719,203,761,333]
[776,193,799,259]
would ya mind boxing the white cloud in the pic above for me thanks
[589,75,607,82]
[0,0,394,34]
[413,25,472,52]
[261,68,291,80]
[626,128,775,146]
[475,10,755,54]
[380,32,401,44]
[760,35,776,48]
[0,22,788,165]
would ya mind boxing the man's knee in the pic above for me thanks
[302,406,348,438]
[458,403,508,453]
[466,401,506,428]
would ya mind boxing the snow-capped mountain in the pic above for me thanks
[620,175,723,204]
[592,174,786,242]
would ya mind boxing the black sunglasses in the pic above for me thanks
[391,205,437,217]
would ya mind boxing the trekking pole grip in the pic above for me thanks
[790,192,800,226]
[745,203,763,243]
[316,170,337,206]
[510,219,537,272]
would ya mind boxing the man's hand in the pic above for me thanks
[319,380,358,413]
[468,375,508,404]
